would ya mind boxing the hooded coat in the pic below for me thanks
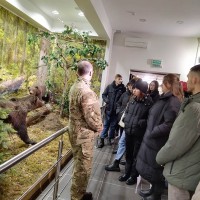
[156,92,200,191]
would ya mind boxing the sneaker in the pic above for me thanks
[81,192,93,200]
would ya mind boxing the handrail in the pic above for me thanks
[0,126,69,174]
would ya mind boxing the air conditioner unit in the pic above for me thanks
[125,37,149,49]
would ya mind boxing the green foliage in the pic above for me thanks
[28,25,108,116]
[0,7,39,86]
[0,107,14,163]
[28,25,108,71]
[0,28,4,39]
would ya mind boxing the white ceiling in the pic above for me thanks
[29,0,97,34]
[1,0,200,38]
[102,0,200,37]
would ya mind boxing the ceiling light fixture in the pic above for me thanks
[57,18,64,23]
[52,10,59,15]
[78,12,84,17]
[127,11,135,16]
[176,21,184,24]
[139,19,146,22]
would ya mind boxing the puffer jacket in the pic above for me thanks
[116,90,132,122]
[156,92,200,191]
[136,92,181,183]
[102,81,126,116]
[124,95,153,138]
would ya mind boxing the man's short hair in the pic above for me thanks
[77,60,92,76]
[115,74,122,79]
[190,64,200,77]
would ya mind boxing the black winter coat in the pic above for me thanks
[102,82,126,116]
[116,90,132,122]
[124,95,153,139]
[148,90,160,103]
[136,92,181,183]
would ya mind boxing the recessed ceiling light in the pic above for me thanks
[115,30,121,33]
[52,10,59,15]
[127,11,135,16]
[139,19,146,22]
[57,18,64,23]
[78,12,84,17]
[176,21,184,24]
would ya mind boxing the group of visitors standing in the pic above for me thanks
[68,60,200,200]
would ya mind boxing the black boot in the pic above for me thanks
[118,174,130,182]
[112,150,117,154]
[142,182,164,200]
[139,185,154,197]
[81,192,93,200]
[98,138,104,148]
[105,160,120,172]
[126,176,137,185]
[143,193,161,200]
[108,138,112,145]
[119,160,126,165]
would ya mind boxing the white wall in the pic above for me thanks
[99,33,114,104]
[104,32,198,87]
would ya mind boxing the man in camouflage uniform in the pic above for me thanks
[68,60,102,200]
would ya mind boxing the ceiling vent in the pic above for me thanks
[125,37,149,49]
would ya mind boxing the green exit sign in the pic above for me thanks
[152,59,162,67]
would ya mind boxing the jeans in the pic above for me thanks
[115,131,126,160]
[100,113,118,139]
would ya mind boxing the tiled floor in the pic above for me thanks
[36,142,167,200]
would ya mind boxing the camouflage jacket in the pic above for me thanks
[69,77,102,144]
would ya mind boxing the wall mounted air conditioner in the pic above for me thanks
[125,37,149,49]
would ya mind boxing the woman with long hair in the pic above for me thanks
[147,80,160,103]
[136,74,183,200]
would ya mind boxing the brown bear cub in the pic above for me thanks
[0,95,44,145]
[28,85,52,103]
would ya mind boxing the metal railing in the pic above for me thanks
[0,126,71,200]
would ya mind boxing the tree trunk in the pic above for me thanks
[37,38,50,86]
[20,22,27,75]
[0,76,25,94]
[26,104,52,126]
[60,68,68,117]
[0,11,8,68]
[14,17,19,63]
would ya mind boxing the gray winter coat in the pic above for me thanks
[156,92,200,191]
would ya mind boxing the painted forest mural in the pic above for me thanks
[0,6,40,86]
[0,6,107,200]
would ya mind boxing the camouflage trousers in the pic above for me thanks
[69,137,94,200]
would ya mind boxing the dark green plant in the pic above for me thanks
[0,107,15,164]
[28,25,108,117]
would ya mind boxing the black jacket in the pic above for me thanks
[136,92,181,183]
[124,95,153,139]
[148,90,160,104]
[102,81,126,116]
[116,90,132,122]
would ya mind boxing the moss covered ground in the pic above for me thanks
[0,110,70,200]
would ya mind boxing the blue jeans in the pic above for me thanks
[100,114,118,139]
[115,131,126,160]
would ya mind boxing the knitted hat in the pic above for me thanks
[135,80,148,94]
